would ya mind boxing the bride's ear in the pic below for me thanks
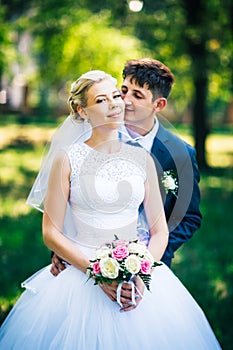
[77,106,88,121]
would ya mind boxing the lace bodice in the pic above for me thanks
[65,142,147,247]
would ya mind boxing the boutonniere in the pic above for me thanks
[161,170,178,198]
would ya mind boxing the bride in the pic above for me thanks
[0,70,221,349]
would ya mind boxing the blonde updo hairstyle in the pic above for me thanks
[68,70,117,120]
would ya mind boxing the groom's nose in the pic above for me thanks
[120,89,128,101]
[121,92,132,105]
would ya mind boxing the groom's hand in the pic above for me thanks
[50,253,67,276]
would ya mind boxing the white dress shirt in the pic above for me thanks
[120,117,159,152]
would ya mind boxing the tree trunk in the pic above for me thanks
[193,67,209,169]
[190,40,209,169]
[182,0,209,170]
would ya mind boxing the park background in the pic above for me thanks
[0,1,232,349]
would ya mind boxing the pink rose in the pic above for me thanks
[113,239,128,247]
[140,260,151,274]
[93,261,101,274]
[112,245,129,260]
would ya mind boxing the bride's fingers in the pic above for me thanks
[119,282,144,307]
[120,297,142,312]
[99,283,117,301]
[120,282,135,301]
[99,281,142,307]
[121,282,132,291]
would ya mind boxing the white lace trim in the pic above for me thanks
[67,142,147,182]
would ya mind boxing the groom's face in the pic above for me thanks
[121,77,156,130]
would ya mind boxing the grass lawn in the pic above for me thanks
[0,119,232,349]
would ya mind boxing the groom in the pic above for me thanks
[51,58,202,274]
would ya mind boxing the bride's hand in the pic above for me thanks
[98,281,119,302]
[99,277,145,311]
[120,276,145,312]
[99,281,138,306]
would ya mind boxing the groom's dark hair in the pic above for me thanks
[122,58,175,100]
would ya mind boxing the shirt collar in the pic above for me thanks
[120,117,159,152]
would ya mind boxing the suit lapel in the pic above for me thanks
[151,124,173,173]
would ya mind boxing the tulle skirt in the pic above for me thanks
[0,244,221,350]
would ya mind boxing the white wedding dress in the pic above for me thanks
[0,142,221,349]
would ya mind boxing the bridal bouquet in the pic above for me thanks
[86,236,161,291]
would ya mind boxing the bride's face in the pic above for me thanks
[82,79,125,129]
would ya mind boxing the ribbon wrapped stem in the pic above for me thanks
[116,280,136,307]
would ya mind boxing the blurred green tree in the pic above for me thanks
[30,7,144,113]
[114,0,233,168]
[1,0,232,168]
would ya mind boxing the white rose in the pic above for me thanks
[143,250,155,265]
[95,247,111,260]
[128,242,146,255]
[125,255,141,274]
[99,257,119,279]
[163,176,176,190]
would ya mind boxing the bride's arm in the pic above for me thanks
[144,153,169,261]
[43,150,120,302]
[42,150,89,274]
[118,153,169,312]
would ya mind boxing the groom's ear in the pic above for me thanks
[153,98,167,112]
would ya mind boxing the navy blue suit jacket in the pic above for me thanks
[146,123,202,266]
